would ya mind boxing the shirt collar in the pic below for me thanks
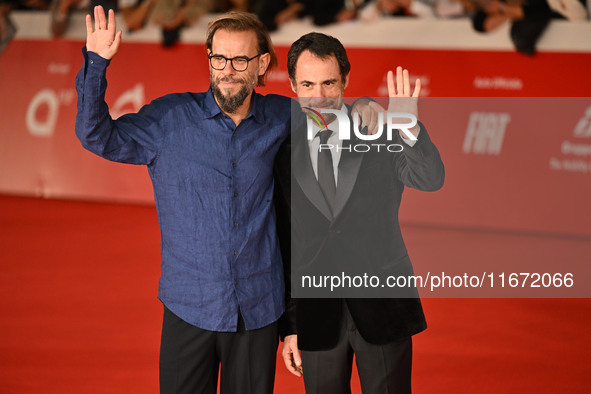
[249,91,265,124]
[203,87,222,119]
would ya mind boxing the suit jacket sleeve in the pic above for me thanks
[393,121,445,192]
[274,131,297,340]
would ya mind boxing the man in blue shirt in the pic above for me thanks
[76,6,291,393]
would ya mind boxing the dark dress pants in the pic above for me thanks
[301,302,412,394]
[159,306,278,394]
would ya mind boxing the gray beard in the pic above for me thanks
[211,75,256,114]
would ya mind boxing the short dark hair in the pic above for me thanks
[287,32,351,84]
[206,12,277,87]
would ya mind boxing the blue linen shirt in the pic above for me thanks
[75,49,292,332]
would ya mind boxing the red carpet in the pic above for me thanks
[1,195,589,393]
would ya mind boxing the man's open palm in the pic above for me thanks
[86,6,122,60]
[387,66,420,120]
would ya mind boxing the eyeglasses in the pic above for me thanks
[208,54,262,72]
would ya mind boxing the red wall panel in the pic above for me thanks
[1,40,590,235]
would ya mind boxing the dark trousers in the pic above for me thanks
[301,302,412,394]
[159,306,278,394]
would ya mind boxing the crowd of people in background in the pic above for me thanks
[1,0,590,54]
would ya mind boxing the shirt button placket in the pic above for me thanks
[231,132,238,239]
[230,129,239,289]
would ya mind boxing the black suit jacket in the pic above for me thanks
[274,119,445,351]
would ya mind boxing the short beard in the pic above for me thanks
[211,72,257,114]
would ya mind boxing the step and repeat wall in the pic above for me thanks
[1,15,591,237]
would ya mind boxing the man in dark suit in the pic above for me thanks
[275,32,445,393]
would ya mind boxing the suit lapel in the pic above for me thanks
[292,114,365,222]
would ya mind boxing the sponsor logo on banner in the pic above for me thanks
[25,84,145,137]
[572,106,591,138]
[549,105,591,174]
[110,84,145,119]
[26,88,75,137]
[473,76,523,91]
[462,112,511,155]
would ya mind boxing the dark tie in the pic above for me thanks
[317,130,336,209]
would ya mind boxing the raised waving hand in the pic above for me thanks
[86,6,122,60]
[356,66,421,136]
[388,66,421,138]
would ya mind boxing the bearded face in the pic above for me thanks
[210,68,258,114]
[208,29,265,115]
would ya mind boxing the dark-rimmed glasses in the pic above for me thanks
[208,54,262,72]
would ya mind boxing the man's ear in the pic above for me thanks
[258,53,271,76]
[290,79,298,95]
[344,73,350,90]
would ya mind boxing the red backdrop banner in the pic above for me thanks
[1,40,590,236]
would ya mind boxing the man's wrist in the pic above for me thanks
[400,124,420,147]
[87,49,111,65]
